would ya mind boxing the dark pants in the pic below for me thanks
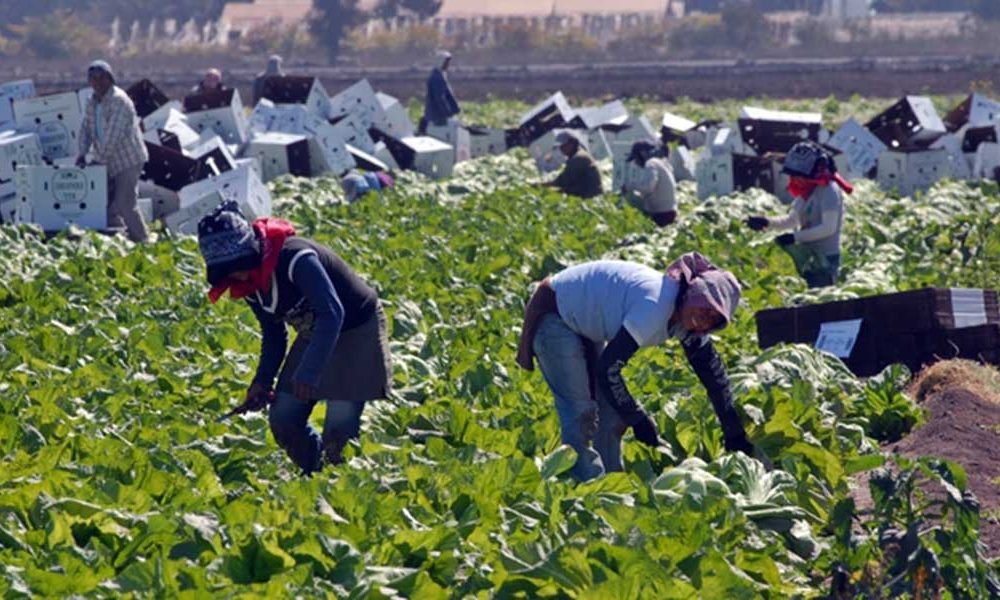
[804,254,841,289]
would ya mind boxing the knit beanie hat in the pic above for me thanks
[197,201,261,285]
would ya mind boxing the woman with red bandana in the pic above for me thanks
[745,141,853,288]
[197,201,392,473]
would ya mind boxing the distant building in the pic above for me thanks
[220,0,314,39]
[686,0,824,13]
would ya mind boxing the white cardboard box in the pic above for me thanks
[571,101,628,130]
[529,130,569,174]
[468,126,507,158]
[0,132,44,197]
[142,100,184,132]
[328,79,382,128]
[606,114,658,146]
[372,142,399,171]
[271,104,313,136]
[143,108,201,151]
[244,132,311,182]
[330,113,374,154]
[304,118,356,176]
[0,194,20,224]
[972,142,1000,180]
[0,79,36,132]
[611,141,655,192]
[827,118,888,179]
[877,149,950,196]
[167,165,271,235]
[16,164,107,231]
[184,89,249,145]
[425,118,471,164]
[398,136,454,179]
[696,153,735,200]
[930,133,973,180]
[249,99,279,134]
[375,92,415,139]
[138,180,181,220]
[13,92,83,160]
[661,112,696,137]
[587,128,612,161]
[708,126,755,157]
[670,145,696,182]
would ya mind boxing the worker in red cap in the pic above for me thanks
[745,141,853,288]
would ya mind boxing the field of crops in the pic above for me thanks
[2,96,1000,597]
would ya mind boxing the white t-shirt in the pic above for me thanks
[550,260,687,347]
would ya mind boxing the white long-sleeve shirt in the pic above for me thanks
[624,158,676,215]
[769,184,843,257]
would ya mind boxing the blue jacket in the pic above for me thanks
[423,68,460,126]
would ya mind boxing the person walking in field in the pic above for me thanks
[515,252,754,481]
[420,50,461,135]
[620,141,678,227]
[745,141,853,288]
[253,55,285,106]
[76,60,150,243]
[544,130,603,199]
[199,201,392,473]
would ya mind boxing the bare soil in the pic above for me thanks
[853,361,1000,556]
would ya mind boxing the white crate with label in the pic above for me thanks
[0,132,44,197]
[587,128,612,161]
[328,80,381,128]
[467,127,507,159]
[167,165,271,235]
[0,194,21,224]
[143,108,201,151]
[272,104,313,135]
[16,164,107,231]
[329,113,374,154]
[929,133,972,180]
[13,92,82,160]
[877,149,950,197]
[972,142,1000,180]
[0,79,36,132]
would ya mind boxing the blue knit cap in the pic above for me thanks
[197,201,261,285]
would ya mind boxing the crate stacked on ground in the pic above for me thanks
[755,288,1000,377]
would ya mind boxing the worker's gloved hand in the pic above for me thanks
[244,382,272,412]
[75,155,87,169]
[631,413,661,447]
[775,233,796,247]
[746,216,769,231]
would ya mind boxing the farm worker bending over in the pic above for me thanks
[198,202,393,473]
[420,50,460,134]
[191,68,224,95]
[516,253,754,481]
[340,169,394,203]
[620,141,677,227]
[745,141,853,288]
[253,55,285,106]
[77,60,150,243]
[545,130,603,200]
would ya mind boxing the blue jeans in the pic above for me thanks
[804,253,841,288]
[533,313,627,481]
[268,393,365,474]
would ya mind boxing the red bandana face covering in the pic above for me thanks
[208,218,296,304]
[787,168,855,200]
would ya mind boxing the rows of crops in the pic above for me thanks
[2,97,1000,597]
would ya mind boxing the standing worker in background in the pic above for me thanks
[192,68,224,95]
[745,141,852,288]
[620,141,677,227]
[544,130,603,199]
[199,202,393,473]
[420,50,460,135]
[253,55,285,106]
[77,60,150,243]
[515,253,755,481]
